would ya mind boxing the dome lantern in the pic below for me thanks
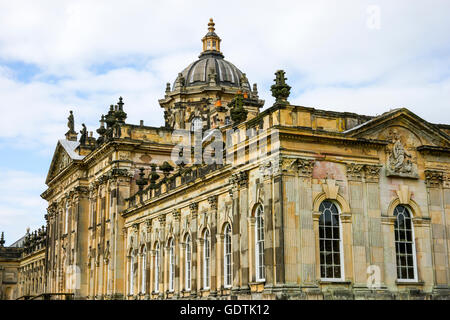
[202,18,221,54]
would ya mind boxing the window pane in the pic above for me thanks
[319,200,342,279]
[394,205,416,280]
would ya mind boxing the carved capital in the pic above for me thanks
[363,164,382,182]
[424,169,444,187]
[189,202,199,214]
[73,186,89,199]
[259,161,273,179]
[297,158,315,177]
[346,163,365,181]
[172,209,181,221]
[145,219,152,233]
[230,171,248,188]
[208,195,218,211]
[158,215,166,226]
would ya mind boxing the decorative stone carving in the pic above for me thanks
[259,161,273,179]
[230,171,248,188]
[172,209,181,221]
[363,164,382,182]
[322,179,339,200]
[424,169,444,187]
[386,129,418,178]
[396,185,411,205]
[208,195,218,211]
[270,70,291,105]
[346,163,365,181]
[189,202,199,214]
[297,158,315,177]
[158,215,166,226]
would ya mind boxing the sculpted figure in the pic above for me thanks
[80,123,87,145]
[67,111,75,133]
[389,129,412,173]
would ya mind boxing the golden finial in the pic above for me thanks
[208,18,215,33]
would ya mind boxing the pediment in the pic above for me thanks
[45,140,83,184]
[346,108,449,178]
[345,108,450,148]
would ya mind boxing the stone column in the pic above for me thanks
[73,186,89,298]
[238,172,250,292]
[111,171,132,299]
[425,170,449,291]
[363,165,385,289]
[158,215,166,298]
[216,234,224,293]
[172,210,181,297]
[197,237,203,293]
[208,195,218,295]
[260,161,275,289]
[248,216,256,283]
[272,161,285,285]
[346,164,367,286]
[295,159,316,288]
[189,202,198,296]
[381,216,396,288]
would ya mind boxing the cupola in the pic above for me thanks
[201,18,221,55]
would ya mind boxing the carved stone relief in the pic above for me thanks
[385,128,418,178]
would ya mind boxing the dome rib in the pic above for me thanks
[172,52,248,90]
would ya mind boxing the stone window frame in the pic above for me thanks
[254,203,265,282]
[202,228,211,290]
[140,244,147,294]
[64,201,70,235]
[393,204,419,282]
[223,222,232,288]
[384,185,426,285]
[168,237,175,292]
[317,200,345,281]
[127,248,136,296]
[153,241,160,293]
[184,233,192,291]
[312,183,352,284]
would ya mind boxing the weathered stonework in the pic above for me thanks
[2,19,449,301]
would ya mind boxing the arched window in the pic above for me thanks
[223,223,232,288]
[141,247,147,294]
[319,200,343,280]
[65,202,70,234]
[191,117,202,132]
[129,252,135,295]
[185,235,192,290]
[154,243,160,293]
[203,230,210,289]
[394,205,418,281]
[255,205,265,281]
[168,238,175,292]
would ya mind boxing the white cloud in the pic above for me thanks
[0,0,449,244]
[0,170,47,245]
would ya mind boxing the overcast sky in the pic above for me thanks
[0,0,449,245]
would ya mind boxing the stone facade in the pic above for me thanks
[2,19,449,300]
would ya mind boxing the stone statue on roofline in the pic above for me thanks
[80,123,87,145]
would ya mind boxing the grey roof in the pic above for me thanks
[173,52,249,90]
[9,235,26,248]
[59,139,84,160]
